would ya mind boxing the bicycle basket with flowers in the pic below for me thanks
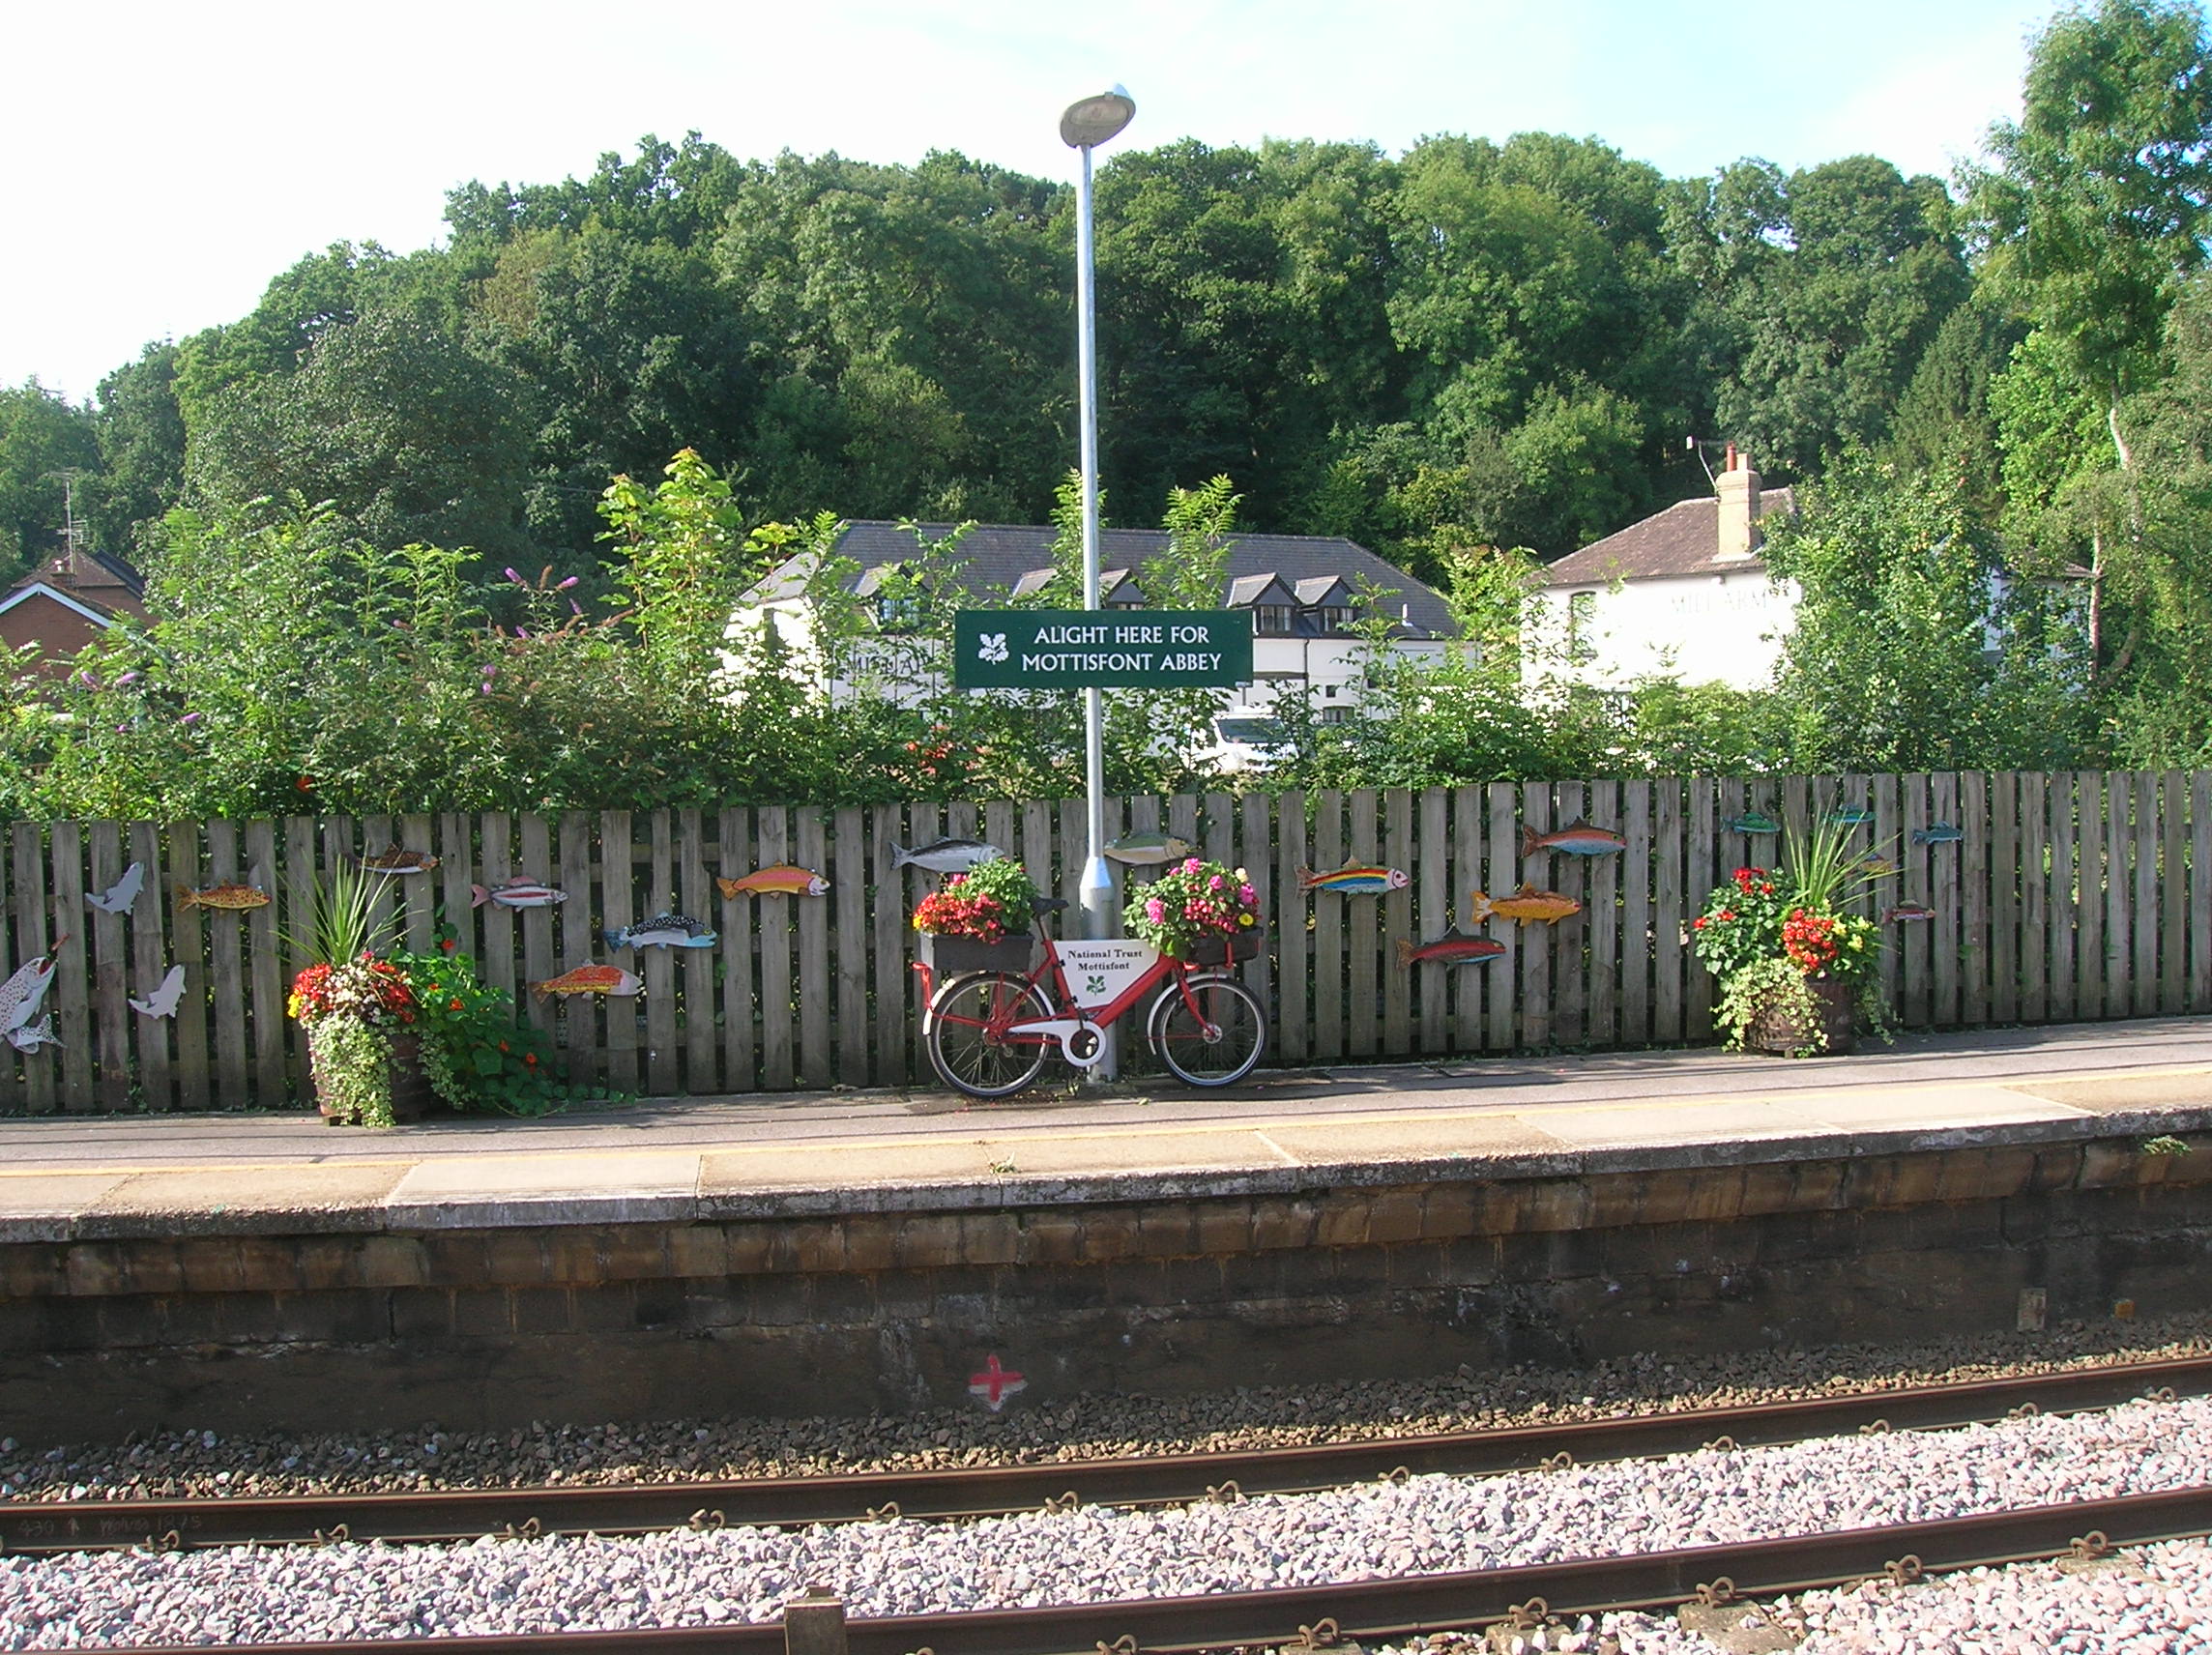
[1123,857,1264,962]
[911,856,1041,973]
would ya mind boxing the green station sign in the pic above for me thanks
[953,609,1254,690]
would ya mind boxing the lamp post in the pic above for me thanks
[1062,86,1136,977]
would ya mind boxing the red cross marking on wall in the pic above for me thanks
[968,1353,1027,1411]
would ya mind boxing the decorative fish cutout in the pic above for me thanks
[1885,904,1937,923]
[128,964,187,1019]
[1912,822,1965,846]
[1468,884,1581,925]
[1298,862,1410,894]
[1825,805,1877,826]
[1721,812,1781,835]
[1856,854,1900,876]
[1521,819,1628,857]
[717,865,830,898]
[1397,934,1505,968]
[362,844,439,874]
[604,913,717,950]
[0,942,62,1033]
[472,878,568,909]
[6,1015,58,1054]
[86,862,145,915]
[894,837,1006,874]
[1102,832,1193,868]
[530,964,644,1001]
[177,884,271,912]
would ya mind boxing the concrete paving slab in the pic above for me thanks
[385,1150,701,1228]
[82,1164,410,1235]
[950,1128,1292,1177]
[1258,1113,1568,1164]
[0,1172,132,1240]
[701,1140,1008,1192]
[1794,1085,2092,1130]
[2012,1069,2212,1113]
[1526,1099,1830,1148]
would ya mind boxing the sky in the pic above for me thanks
[5,0,2056,404]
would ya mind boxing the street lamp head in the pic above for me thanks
[1060,87,1136,150]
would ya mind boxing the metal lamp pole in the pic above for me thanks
[1062,89,1135,952]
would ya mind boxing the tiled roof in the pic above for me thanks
[751,521,1459,638]
[1541,488,1797,587]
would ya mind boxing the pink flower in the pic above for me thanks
[1146,898,1165,924]
[1238,884,1257,904]
[1208,874,1224,890]
[1183,857,1202,874]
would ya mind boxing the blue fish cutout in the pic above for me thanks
[1912,822,1965,846]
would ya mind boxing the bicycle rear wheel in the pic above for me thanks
[1147,973,1266,1087]
[927,972,1053,1098]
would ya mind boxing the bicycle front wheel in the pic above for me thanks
[927,972,1053,1098]
[1147,973,1266,1087]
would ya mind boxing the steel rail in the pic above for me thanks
[72,1487,2212,1655]
[6,1352,2205,1557]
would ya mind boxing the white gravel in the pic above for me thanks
[2,1397,2207,1648]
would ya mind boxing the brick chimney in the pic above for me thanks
[1714,443,1761,562]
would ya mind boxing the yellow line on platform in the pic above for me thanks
[1,1060,2200,1181]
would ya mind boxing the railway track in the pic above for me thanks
[6,1351,2207,1556]
[55,1487,2212,1654]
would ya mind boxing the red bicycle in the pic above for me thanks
[917,906,1266,1097]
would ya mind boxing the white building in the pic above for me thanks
[730,520,1462,725]
[1525,448,1796,691]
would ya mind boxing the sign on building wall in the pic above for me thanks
[952,610,1254,690]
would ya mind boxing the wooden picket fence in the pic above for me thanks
[0,770,2206,1115]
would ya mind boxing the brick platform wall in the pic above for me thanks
[5,1137,2210,1443]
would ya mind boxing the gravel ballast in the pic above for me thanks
[3,1396,2207,1649]
[5,1315,2208,1505]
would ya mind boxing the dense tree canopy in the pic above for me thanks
[11,1,2212,804]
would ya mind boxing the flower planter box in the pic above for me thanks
[1747,975,1857,1056]
[918,932,1036,975]
[1183,929,1262,967]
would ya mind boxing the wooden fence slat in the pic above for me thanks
[1416,787,1448,1055]
[2018,774,2048,1025]
[45,823,91,1112]
[164,822,209,1115]
[757,806,796,1090]
[202,820,251,1107]
[556,812,599,1086]
[833,806,870,1089]
[1871,773,1904,1022]
[130,821,178,1113]
[1380,788,1412,1056]
[1551,780,1586,1048]
[1960,772,1990,1026]
[1990,772,2020,1025]
[477,815,515,1003]
[1620,781,1652,1047]
[1518,787,1552,1050]
[598,810,640,1097]
[877,805,916,1085]
[2102,771,2128,1021]
[794,809,832,1089]
[85,822,131,1112]
[678,809,717,1094]
[1275,792,1308,1062]
[1586,779,1619,1050]
[2054,775,2085,1023]
[2194,773,2212,1015]
[243,818,286,1109]
[2162,770,2187,1016]
[398,814,437,953]
[517,814,558,1041]
[437,812,476,972]
[2131,769,2158,1017]
[717,808,757,1093]
[1311,791,1345,1061]
[642,810,680,1097]
[1900,776,1933,1027]
[1684,778,1716,1038]
[1240,792,1275,1025]
[1488,782,1522,1052]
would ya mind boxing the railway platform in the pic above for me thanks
[5,1018,2212,1442]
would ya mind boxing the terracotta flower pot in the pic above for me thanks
[1747,974,1857,1056]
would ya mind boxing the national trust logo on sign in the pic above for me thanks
[953,609,1254,691]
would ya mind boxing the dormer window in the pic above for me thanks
[875,594,923,631]
[1322,604,1353,633]
[1257,603,1295,635]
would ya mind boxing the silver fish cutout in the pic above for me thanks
[6,1015,58,1054]
[87,862,145,915]
[0,947,60,1034]
[129,964,187,1019]
[603,913,718,950]
[892,837,1005,874]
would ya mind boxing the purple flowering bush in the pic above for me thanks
[1122,857,1263,958]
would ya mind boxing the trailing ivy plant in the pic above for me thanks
[391,946,615,1116]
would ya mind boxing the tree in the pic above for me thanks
[1968,0,2212,663]
[86,344,188,558]
[0,381,100,580]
